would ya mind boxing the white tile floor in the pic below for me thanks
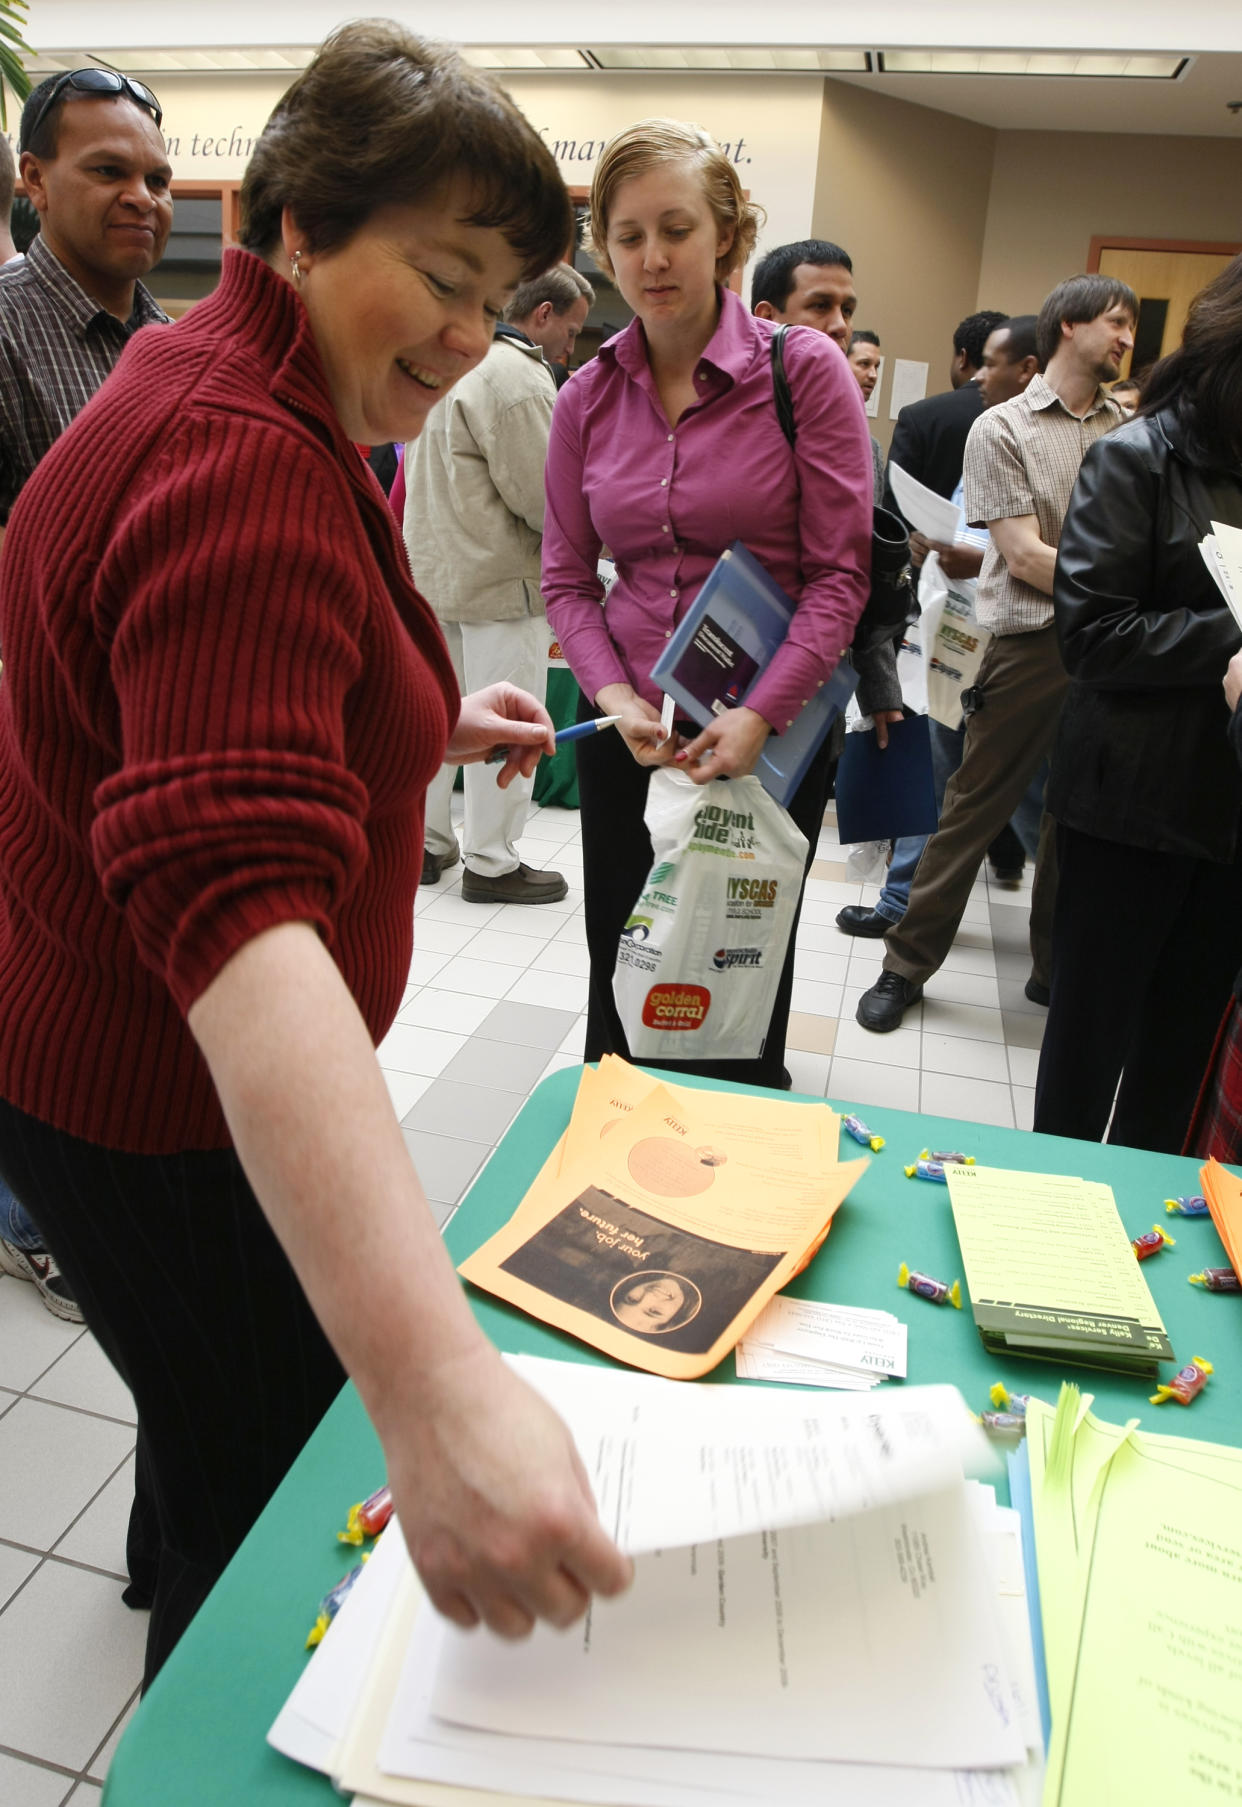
[0,796,1045,1798]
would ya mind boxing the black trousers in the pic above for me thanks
[574,694,834,1089]
[1033,825,1242,1153]
[0,1100,344,1687]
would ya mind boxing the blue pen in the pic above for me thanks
[487,715,621,763]
[555,714,622,746]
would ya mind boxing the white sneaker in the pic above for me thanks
[0,1235,85,1324]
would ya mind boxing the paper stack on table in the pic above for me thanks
[945,1165,1174,1376]
[1022,1384,1242,1807]
[270,1355,1044,1807]
[735,1295,907,1388]
[459,1058,867,1380]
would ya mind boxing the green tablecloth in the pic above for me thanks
[105,1068,1242,1803]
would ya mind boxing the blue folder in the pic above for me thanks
[648,540,858,807]
[833,713,938,846]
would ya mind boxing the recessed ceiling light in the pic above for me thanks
[877,48,1188,79]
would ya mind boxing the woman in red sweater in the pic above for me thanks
[0,22,628,1682]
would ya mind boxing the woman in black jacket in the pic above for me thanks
[1034,255,1242,1154]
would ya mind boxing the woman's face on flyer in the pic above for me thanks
[604,161,733,333]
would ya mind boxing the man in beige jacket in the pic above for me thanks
[406,264,593,904]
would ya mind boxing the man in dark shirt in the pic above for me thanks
[885,310,1009,506]
[0,68,171,531]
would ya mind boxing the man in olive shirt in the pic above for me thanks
[857,275,1136,1033]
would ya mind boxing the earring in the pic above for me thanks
[290,249,304,284]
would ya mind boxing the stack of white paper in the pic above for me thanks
[270,1357,1043,1807]
[736,1296,906,1388]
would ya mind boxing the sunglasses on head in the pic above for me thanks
[22,68,164,152]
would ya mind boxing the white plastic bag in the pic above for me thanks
[918,552,992,729]
[614,771,808,1062]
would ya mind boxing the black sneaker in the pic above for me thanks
[0,1235,85,1324]
[1024,977,1051,1007]
[855,971,923,1033]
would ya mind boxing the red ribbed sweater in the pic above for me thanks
[0,250,458,1153]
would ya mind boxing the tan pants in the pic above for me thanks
[882,623,1068,988]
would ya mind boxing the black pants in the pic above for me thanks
[1033,825,1242,1153]
[574,694,834,1089]
[0,1100,344,1687]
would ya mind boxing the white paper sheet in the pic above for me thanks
[427,1477,1024,1772]
[374,1487,1024,1804]
[743,1296,908,1378]
[733,1344,879,1388]
[888,460,966,544]
[1203,524,1242,633]
[509,1354,993,1555]
[865,354,884,419]
[889,358,930,420]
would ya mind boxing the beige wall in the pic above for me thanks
[977,131,1242,314]
[812,82,997,450]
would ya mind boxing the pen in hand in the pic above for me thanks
[485,715,622,764]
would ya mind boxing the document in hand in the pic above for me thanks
[1026,1386,1242,1807]
[1200,519,1242,633]
[459,1061,865,1379]
[271,1358,1039,1806]
[945,1165,1173,1375]
[647,539,858,807]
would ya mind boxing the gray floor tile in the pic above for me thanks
[401,1129,490,1206]
[437,1037,554,1095]
[474,1000,579,1051]
[86,1690,139,1782]
[403,1079,523,1144]
[0,1400,134,1551]
[998,977,1046,1016]
[0,1537,39,1609]
[0,1558,146,1770]
[54,1453,136,1579]
[29,1335,135,1424]
[0,1281,84,1394]
[0,1751,70,1807]
[1002,1010,1046,1050]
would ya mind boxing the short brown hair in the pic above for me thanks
[1035,274,1138,368]
[504,263,593,325]
[588,119,763,283]
[239,21,571,279]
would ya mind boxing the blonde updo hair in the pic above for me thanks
[588,119,763,284]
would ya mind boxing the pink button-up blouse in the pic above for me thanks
[541,286,872,733]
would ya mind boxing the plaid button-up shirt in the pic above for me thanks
[963,372,1123,636]
[0,233,167,521]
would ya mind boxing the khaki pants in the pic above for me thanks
[882,623,1068,988]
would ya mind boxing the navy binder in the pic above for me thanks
[648,541,857,807]
[833,713,938,846]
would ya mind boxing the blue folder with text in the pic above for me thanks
[648,540,858,807]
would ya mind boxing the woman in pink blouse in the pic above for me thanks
[542,120,872,1088]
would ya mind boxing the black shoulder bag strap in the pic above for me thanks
[770,325,797,450]
[768,324,914,638]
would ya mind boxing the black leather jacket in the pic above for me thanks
[1047,408,1242,863]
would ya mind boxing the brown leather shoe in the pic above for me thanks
[461,862,569,905]
[420,845,460,886]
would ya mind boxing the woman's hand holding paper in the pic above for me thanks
[676,705,770,782]
[386,1344,634,1639]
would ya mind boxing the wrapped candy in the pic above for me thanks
[1189,1268,1240,1293]
[979,1410,1026,1437]
[842,1114,885,1152]
[1132,1224,1175,1261]
[1150,1357,1213,1407]
[897,1262,962,1308]
[338,1482,394,1547]
[1165,1195,1210,1217]
[988,1383,1032,1416]
[904,1150,975,1182]
[305,1557,367,1648]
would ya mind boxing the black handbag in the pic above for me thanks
[770,325,914,639]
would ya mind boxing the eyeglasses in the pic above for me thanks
[21,68,164,153]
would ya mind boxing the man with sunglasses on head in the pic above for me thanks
[0,69,171,545]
